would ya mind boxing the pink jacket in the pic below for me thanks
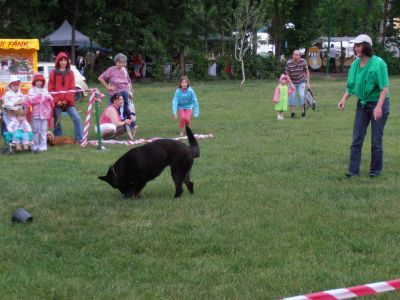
[28,87,53,120]
[273,84,294,103]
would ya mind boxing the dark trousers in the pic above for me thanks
[329,57,336,73]
[348,99,390,176]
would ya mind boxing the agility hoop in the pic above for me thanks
[282,278,400,300]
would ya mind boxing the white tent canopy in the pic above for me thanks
[42,20,96,47]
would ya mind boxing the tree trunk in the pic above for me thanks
[363,0,372,32]
[252,28,258,56]
[71,0,80,66]
[240,59,245,88]
[379,0,391,45]
[180,50,185,75]
[272,0,282,61]
[216,0,225,56]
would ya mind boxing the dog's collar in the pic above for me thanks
[112,166,119,178]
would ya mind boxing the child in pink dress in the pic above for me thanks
[28,73,53,151]
[272,74,293,120]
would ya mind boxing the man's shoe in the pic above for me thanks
[291,112,295,118]
[346,173,359,178]
[301,112,306,118]
[370,173,380,178]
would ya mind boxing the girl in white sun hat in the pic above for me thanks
[2,75,25,128]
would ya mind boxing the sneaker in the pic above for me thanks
[291,112,295,118]
[370,173,380,178]
[301,112,306,118]
[346,173,359,178]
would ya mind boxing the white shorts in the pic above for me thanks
[94,123,117,134]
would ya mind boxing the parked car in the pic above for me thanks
[37,62,89,102]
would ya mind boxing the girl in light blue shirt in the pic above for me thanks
[172,76,200,136]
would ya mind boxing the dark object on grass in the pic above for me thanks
[99,126,200,199]
[11,208,33,223]
[304,88,316,111]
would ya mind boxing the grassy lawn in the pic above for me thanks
[1,76,399,299]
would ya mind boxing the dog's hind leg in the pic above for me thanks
[171,170,185,198]
[184,173,194,194]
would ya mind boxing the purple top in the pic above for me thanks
[99,66,131,95]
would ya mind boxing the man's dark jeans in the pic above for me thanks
[348,99,390,176]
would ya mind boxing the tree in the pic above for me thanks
[233,0,260,87]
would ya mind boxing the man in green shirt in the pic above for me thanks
[337,34,390,178]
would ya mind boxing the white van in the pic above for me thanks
[37,62,89,102]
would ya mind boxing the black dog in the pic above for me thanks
[99,126,200,199]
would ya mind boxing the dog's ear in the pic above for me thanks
[99,166,113,182]
[98,175,108,182]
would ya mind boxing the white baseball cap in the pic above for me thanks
[8,75,21,87]
[353,34,372,46]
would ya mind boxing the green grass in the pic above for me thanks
[1,77,400,299]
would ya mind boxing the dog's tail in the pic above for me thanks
[186,126,199,158]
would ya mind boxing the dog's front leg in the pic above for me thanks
[122,185,136,199]
[124,192,140,200]
[123,191,134,198]
[132,181,146,200]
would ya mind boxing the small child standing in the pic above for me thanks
[2,76,25,128]
[272,74,291,120]
[171,76,200,136]
[28,73,53,151]
[7,110,33,151]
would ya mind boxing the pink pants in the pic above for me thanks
[178,109,192,129]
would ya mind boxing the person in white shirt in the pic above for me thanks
[7,109,33,151]
[2,75,25,127]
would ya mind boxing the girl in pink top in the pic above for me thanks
[28,73,53,151]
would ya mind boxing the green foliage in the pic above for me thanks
[186,50,212,81]
[373,45,400,75]
[2,0,400,83]
[38,40,53,62]
[232,54,285,80]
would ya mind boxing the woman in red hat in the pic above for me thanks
[27,73,53,152]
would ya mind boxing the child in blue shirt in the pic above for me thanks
[171,76,200,136]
